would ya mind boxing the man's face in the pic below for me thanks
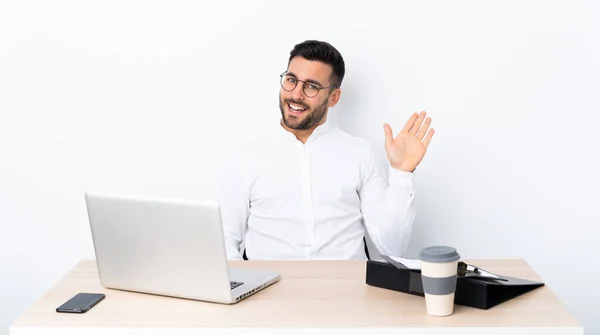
[279,56,336,130]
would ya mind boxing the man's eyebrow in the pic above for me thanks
[305,78,324,87]
[286,72,324,87]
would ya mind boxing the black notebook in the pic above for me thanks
[365,260,545,310]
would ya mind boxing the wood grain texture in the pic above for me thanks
[11,259,581,329]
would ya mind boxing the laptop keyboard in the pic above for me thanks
[230,281,243,290]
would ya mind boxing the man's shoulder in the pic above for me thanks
[329,127,374,153]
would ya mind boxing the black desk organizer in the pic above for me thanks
[365,260,545,310]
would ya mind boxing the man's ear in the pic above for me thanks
[328,88,342,108]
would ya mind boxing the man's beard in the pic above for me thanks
[279,95,329,130]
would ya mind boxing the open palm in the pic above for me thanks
[384,111,435,172]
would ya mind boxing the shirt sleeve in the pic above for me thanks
[358,145,416,257]
[219,155,250,260]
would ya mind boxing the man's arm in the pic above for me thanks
[359,149,416,257]
[219,156,250,260]
[361,110,434,257]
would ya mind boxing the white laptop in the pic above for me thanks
[84,192,280,304]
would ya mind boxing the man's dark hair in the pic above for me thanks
[288,40,345,88]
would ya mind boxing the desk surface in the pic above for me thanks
[11,259,581,335]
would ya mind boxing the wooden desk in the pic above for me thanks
[11,259,582,334]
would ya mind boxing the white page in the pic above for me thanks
[388,256,421,270]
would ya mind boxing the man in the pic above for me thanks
[220,40,434,260]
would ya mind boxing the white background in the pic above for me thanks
[1,0,598,334]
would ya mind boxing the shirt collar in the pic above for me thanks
[277,118,333,143]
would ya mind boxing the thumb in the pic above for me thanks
[383,123,393,149]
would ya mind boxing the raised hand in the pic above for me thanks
[383,111,435,172]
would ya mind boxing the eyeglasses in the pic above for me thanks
[279,71,339,98]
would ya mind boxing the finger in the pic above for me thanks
[409,111,427,134]
[416,117,432,140]
[423,128,435,148]
[401,112,419,133]
[383,123,393,148]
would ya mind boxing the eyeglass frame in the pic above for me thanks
[279,71,339,98]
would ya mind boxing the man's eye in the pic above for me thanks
[286,77,297,83]
[306,84,319,90]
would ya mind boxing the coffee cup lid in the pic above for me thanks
[418,246,460,263]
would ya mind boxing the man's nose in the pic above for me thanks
[291,83,305,101]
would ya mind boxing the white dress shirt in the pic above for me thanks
[219,119,416,260]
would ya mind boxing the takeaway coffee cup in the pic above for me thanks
[418,246,461,316]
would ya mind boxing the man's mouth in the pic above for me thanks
[287,102,308,115]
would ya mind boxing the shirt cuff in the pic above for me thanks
[388,167,413,184]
